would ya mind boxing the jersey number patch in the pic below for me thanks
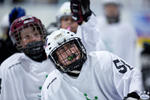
[113,59,133,74]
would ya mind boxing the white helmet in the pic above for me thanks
[56,2,72,22]
[45,28,87,73]
[45,28,78,57]
[102,0,120,6]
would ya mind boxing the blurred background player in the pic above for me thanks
[47,1,78,34]
[47,1,106,53]
[97,0,137,66]
[0,15,55,100]
[0,7,26,64]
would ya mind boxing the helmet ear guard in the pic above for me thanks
[45,29,87,73]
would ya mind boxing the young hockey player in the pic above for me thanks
[42,28,142,100]
[97,0,137,66]
[0,15,55,100]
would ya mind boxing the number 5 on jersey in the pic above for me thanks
[113,59,133,74]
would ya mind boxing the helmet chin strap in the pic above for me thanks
[23,41,47,62]
[66,67,82,77]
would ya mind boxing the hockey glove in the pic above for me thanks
[70,0,92,25]
[124,92,140,100]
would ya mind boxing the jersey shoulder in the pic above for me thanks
[0,53,25,71]
[88,51,128,66]
[87,51,114,70]
[88,51,113,61]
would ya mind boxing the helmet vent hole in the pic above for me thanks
[58,42,61,45]
[64,39,66,42]
[48,43,50,45]
[67,32,70,34]
[49,47,51,50]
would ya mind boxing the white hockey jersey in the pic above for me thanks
[0,53,55,100]
[97,16,137,66]
[41,51,142,100]
[77,14,106,53]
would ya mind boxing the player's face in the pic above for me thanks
[60,16,78,33]
[56,42,81,66]
[104,4,119,17]
[20,27,42,48]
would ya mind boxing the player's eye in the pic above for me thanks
[58,47,65,53]
[33,32,40,37]
[22,35,30,40]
